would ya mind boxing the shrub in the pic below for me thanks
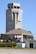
[5,42,12,47]
[2,43,5,47]
[10,41,17,48]
[0,42,5,47]
[0,41,17,48]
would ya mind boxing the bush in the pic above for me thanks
[0,42,5,47]
[0,41,17,48]
[10,41,17,48]
[2,43,5,47]
[5,42,12,47]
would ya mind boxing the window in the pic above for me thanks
[14,6,16,8]
[17,7,20,9]
[11,6,13,8]
[8,6,10,9]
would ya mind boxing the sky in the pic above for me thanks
[0,0,36,37]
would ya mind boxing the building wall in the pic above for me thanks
[33,41,36,48]
[6,10,15,32]
[17,43,25,48]
[25,41,30,48]
[25,40,36,48]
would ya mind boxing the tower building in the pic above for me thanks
[6,3,23,32]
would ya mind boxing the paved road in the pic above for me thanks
[0,49,36,54]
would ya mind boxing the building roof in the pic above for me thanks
[6,28,33,36]
[8,3,20,7]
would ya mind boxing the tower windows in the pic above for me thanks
[14,6,20,9]
[17,7,20,9]
[8,6,10,9]
[11,6,13,8]
[14,6,16,8]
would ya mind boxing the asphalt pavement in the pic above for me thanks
[0,49,36,54]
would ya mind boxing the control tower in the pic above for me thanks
[6,3,23,32]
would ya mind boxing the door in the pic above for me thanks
[30,43,33,48]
